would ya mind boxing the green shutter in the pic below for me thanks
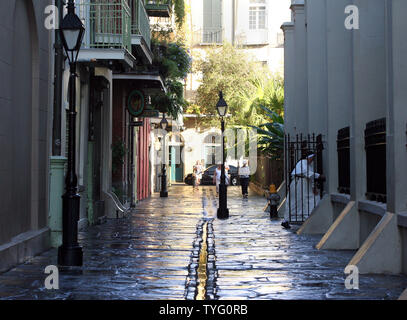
[203,0,222,30]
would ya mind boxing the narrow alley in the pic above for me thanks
[0,186,406,300]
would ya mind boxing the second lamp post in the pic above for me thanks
[216,91,229,219]
[160,114,169,197]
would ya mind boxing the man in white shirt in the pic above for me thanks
[238,160,250,198]
[213,164,222,195]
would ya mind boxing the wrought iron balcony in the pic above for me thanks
[131,0,153,63]
[74,1,152,66]
[144,0,171,18]
[77,0,132,53]
[192,29,223,46]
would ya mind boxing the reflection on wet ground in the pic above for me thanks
[0,185,406,300]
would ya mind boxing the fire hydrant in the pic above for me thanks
[265,184,280,219]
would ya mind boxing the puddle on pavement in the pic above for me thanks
[196,221,208,300]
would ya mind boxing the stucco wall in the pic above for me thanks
[325,0,353,194]
[0,0,51,245]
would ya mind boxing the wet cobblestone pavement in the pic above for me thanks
[1,185,407,300]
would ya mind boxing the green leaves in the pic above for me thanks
[194,43,284,129]
[151,39,191,118]
[152,41,191,80]
[112,139,127,174]
[152,79,187,118]
[248,108,284,160]
[172,0,185,28]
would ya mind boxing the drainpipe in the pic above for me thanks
[49,0,66,248]
[232,0,236,46]
[52,0,64,156]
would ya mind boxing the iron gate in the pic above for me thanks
[284,134,324,223]
[337,127,350,194]
[365,118,386,203]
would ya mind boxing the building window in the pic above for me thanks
[337,127,350,195]
[249,6,266,30]
[365,118,387,203]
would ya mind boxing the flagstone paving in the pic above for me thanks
[0,185,406,300]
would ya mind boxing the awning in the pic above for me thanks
[113,73,167,93]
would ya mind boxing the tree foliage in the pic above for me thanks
[147,0,186,32]
[191,43,285,159]
[145,0,190,118]
[249,106,284,160]
[150,39,191,119]
[172,0,185,27]
[192,43,284,128]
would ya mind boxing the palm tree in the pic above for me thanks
[249,105,284,160]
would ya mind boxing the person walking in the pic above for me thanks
[192,167,197,190]
[196,160,203,186]
[193,160,203,190]
[213,164,222,196]
[238,160,250,198]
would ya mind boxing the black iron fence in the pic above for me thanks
[284,134,324,223]
[337,127,350,194]
[365,118,386,203]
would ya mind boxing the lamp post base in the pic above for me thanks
[217,183,229,219]
[217,208,229,220]
[160,166,168,198]
[58,245,83,266]
[270,208,278,219]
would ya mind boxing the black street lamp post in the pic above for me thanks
[216,91,229,219]
[58,0,85,267]
[160,114,169,197]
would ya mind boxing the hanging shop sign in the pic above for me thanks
[140,109,159,118]
[127,90,145,117]
[127,90,159,118]
[130,121,144,127]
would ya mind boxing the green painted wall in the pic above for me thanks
[87,141,95,225]
[48,156,67,248]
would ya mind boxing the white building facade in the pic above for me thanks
[180,0,291,178]
[186,0,291,98]
[282,0,407,275]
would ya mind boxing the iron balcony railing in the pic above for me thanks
[75,0,152,54]
[145,0,171,17]
[145,0,171,4]
[131,0,152,49]
[77,0,132,53]
[192,29,223,45]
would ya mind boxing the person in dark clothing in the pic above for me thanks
[238,160,250,198]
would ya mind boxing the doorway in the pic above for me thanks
[168,133,185,183]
